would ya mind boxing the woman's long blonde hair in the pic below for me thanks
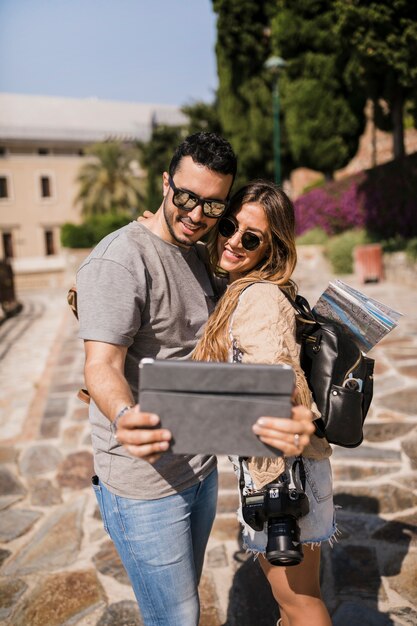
[193,180,298,363]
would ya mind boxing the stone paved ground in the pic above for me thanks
[0,252,416,626]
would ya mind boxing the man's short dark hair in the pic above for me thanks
[169,132,237,183]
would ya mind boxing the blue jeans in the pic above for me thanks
[93,469,218,626]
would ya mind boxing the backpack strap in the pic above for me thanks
[67,285,78,319]
[281,290,318,326]
[67,284,91,405]
[280,290,327,438]
[77,388,91,405]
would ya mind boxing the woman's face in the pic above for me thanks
[217,201,270,282]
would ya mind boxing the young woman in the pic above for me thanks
[193,180,335,626]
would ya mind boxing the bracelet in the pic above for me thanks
[111,405,133,436]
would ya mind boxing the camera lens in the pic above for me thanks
[266,517,304,566]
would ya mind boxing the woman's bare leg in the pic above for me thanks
[259,546,332,626]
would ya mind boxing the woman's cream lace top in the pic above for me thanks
[230,282,331,489]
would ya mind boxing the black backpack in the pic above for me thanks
[287,294,375,448]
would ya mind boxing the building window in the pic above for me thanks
[40,176,51,198]
[2,232,14,259]
[44,230,55,255]
[0,147,5,157]
[38,148,50,155]
[0,176,8,199]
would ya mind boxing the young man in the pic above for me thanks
[76,132,313,625]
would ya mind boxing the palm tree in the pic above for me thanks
[75,141,144,216]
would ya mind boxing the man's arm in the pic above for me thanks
[84,340,171,461]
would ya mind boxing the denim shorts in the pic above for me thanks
[230,456,336,555]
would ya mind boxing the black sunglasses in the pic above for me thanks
[168,176,228,218]
[218,217,263,251]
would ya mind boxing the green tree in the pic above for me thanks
[75,141,144,216]
[61,213,132,248]
[336,0,417,159]
[213,0,285,187]
[271,0,366,179]
[181,100,222,135]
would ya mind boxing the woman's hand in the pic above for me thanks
[137,210,154,222]
[252,406,315,456]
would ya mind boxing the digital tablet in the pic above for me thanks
[138,359,294,457]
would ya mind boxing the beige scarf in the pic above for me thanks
[247,351,313,490]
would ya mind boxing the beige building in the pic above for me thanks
[0,93,187,263]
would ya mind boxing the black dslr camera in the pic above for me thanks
[240,460,309,566]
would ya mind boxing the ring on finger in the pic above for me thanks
[294,433,300,448]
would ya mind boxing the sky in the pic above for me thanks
[0,0,218,107]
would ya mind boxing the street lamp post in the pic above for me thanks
[265,56,286,186]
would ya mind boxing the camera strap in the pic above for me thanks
[238,456,307,494]
[238,457,248,494]
[290,456,306,492]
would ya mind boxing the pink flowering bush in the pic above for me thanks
[294,153,417,238]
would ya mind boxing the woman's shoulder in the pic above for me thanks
[232,281,296,329]
[238,281,292,307]
[230,280,297,361]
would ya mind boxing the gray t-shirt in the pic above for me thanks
[77,221,221,499]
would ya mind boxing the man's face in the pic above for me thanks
[162,156,233,247]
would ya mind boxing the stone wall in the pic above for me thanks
[12,248,91,294]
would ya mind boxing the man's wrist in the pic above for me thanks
[111,405,134,435]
